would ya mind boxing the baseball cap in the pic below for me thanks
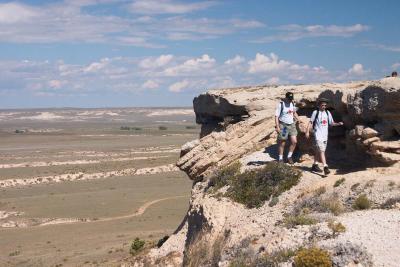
[285,92,294,100]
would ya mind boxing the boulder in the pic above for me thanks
[361,127,378,139]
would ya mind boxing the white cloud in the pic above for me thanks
[129,0,216,14]
[48,80,66,89]
[392,63,400,69]
[225,55,245,65]
[348,63,367,75]
[0,2,39,24]
[364,43,400,52]
[248,53,291,73]
[254,24,369,43]
[84,58,110,73]
[267,77,280,84]
[164,54,215,76]
[169,80,189,92]
[0,2,264,46]
[139,55,174,69]
[142,80,159,89]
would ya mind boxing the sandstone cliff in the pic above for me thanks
[129,78,400,267]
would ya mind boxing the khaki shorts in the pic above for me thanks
[314,139,327,152]
[278,122,298,141]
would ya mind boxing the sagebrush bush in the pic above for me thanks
[209,161,241,190]
[353,194,371,210]
[294,247,332,267]
[294,193,344,217]
[130,238,145,255]
[227,162,302,208]
[327,220,346,236]
[257,248,296,266]
[209,162,301,208]
[333,178,345,187]
[283,214,317,228]
[321,195,345,215]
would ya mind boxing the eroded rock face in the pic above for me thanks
[179,78,400,180]
[131,78,400,267]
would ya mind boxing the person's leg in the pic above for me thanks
[312,139,323,172]
[319,151,327,166]
[287,135,297,164]
[288,135,297,157]
[278,140,285,162]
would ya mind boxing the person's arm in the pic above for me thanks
[328,111,343,126]
[294,111,300,122]
[306,110,316,139]
[305,121,312,139]
[274,103,281,133]
[275,115,281,133]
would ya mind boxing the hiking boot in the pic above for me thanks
[287,157,294,165]
[324,166,331,175]
[311,164,323,173]
[278,159,284,163]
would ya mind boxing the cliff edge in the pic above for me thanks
[129,78,400,267]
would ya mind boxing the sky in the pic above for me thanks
[0,0,399,108]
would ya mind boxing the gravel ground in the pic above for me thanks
[321,209,400,267]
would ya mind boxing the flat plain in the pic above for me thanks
[0,108,197,266]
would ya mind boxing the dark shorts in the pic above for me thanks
[278,122,298,141]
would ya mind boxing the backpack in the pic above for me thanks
[312,109,330,130]
[278,101,293,118]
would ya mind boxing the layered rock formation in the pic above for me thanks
[179,77,400,180]
[131,78,400,267]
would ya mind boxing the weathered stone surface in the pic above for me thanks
[362,127,379,139]
[178,78,400,180]
[135,78,400,267]
[354,125,365,137]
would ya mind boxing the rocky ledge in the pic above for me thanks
[129,78,400,267]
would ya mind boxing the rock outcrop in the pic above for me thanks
[179,77,400,180]
[130,78,400,267]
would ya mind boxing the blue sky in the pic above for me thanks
[0,0,399,108]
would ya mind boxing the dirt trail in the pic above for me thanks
[1,195,189,228]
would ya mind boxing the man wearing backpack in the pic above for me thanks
[275,92,300,164]
[305,98,343,175]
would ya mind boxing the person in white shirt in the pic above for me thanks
[305,98,343,175]
[274,92,300,164]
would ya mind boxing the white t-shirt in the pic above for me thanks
[310,109,334,141]
[275,101,296,124]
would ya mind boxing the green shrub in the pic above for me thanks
[353,194,371,210]
[320,195,345,215]
[130,238,145,255]
[333,178,345,187]
[132,127,142,131]
[257,248,296,266]
[209,161,241,190]
[284,214,317,228]
[158,126,168,130]
[314,186,326,196]
[186,125,197,129]
[209,162,301,208]
[327,220,346,236]
[294,247,332,267]
[226,162,301,208]
[120,126,130,130]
